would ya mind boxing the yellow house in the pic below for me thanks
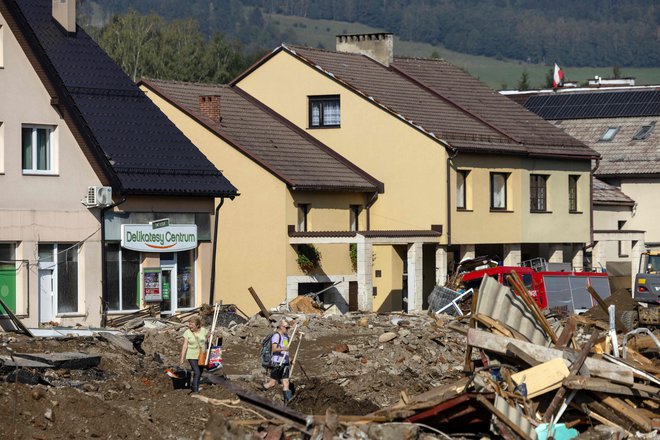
[139,79,383,315]
[230,33,599,312]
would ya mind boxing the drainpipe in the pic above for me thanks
[100,197,127,328]
[446,147,459,246]
[365,191,378,231]
[209,197,226,304]
[589,158,601,255]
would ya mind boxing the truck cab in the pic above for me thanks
[633,252,660,305]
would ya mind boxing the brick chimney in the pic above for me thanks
[199,95,221,123]
[336,33,393,66]
[52,0,76,34]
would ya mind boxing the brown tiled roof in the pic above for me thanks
[269,46,596,159]
[141,79,380,192]
[592,178,635,206]
[554,117,660,176]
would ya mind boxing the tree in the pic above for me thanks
[612,65,622,78]
[517,69,530,91]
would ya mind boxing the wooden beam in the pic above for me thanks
[586,286,629,333]
[564,375,654,398]
[505,343,541,367]
[555,316,577,348]
[467,328,633,384]
[596,393,653,432]
[248,287,271,320]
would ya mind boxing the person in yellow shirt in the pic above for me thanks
[179,317,207,394]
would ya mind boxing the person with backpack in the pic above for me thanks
[261,319,294,404]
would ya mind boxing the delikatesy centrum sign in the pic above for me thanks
[121,224,197,252]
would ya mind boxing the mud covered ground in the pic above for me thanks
[0,312,467,439]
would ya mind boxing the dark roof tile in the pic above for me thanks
[5,0,237,197]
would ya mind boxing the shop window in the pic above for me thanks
[309,95,340,128]
[297,204,309,232]
[106,243,140,312]
[177,250,195,309]
[349,205,361,231]
[530,174,548,212]
[457,170,469,209]
[568,175,579,212]
[22,125,54,174]
[39,243,79,314]
[490,172,508,210]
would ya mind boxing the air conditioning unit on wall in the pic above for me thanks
[82,186,113,208]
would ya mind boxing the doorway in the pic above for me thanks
[160,253,177,315]
[39,269,54,323]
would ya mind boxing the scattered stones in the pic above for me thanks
[378,332,398,343]
[333,344,349,353]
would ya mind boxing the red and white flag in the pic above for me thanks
[553,63,564,88]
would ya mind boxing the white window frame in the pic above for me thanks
[599,126,619,142]
[22,125,55,175]
[108,245,142,313]
[457,170,468,210]
[38,243,80,316]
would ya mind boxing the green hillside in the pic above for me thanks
[268,14,660,90]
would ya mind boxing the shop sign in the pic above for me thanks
[121,224,197,252]
[143,268,162,302]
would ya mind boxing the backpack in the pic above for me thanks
[260,333,280,368]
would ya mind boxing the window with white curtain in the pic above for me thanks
[22,125,54,173]
[309,96,340,128]
[457,170,468,209]
[490,172,508,210]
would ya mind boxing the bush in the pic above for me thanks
[297,244,321,272]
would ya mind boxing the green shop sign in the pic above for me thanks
[121,224,198,253]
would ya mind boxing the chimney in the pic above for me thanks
[336,33,393,66]
[199,95,221,123]
[52,0,76,34]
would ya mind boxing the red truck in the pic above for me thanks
[461,266,611,314]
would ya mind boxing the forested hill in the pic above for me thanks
[83,0,659,68]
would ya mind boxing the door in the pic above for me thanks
[348,281,358,312]
[39,269,54,323]
[161,268,175,315]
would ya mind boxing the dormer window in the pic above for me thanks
[632,122,655,140]
[309,95,340,128]
[599,126,619,142]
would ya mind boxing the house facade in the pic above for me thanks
[229,34,598,312]
[140,79,381,315]
[513,85,659,285]
[0,0,236,327]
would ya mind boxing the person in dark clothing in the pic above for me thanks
[262,319,294,404]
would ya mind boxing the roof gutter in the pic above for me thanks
[100,197,127,327]
[209,197,226,304]
[365,191,379,231]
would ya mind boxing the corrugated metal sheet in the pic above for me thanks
[493,394,537,439]
[475,275,551,346]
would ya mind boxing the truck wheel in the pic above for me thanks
[620,310,638,332]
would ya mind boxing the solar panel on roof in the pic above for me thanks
[525,90,660,120]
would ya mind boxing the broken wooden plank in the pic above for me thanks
[596,393,653,432]
[467,328,633,384]
[0,297,33,337]
[542,331,599,422]
[511,358,570,399]
[586,286,629,333]
[556,316,577,348]
[505,343,541,367]
[564,375,655,399]
[248,287,271,320]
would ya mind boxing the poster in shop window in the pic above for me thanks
[143,268,162,302]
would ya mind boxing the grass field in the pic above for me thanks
[268,14,660,90]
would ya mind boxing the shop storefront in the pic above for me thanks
[104,212,213,316]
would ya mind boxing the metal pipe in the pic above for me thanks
[100,197,127,327]
[590,158,600,252]
[208,197,225,304]
[446,147,459,246]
